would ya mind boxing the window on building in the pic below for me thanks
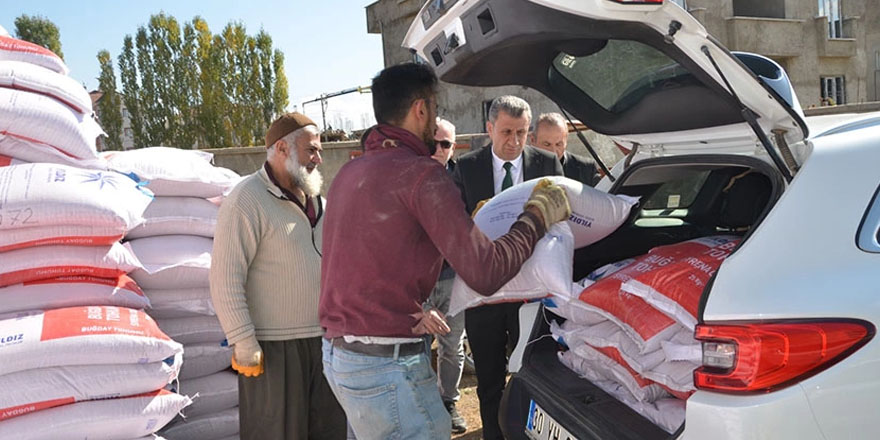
[124,128,133,139]
[818,0,842,38]
[821,76,846,105]
[122,108,130,119]
[732,0,785,19]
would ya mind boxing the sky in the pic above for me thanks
[2,0,386,130]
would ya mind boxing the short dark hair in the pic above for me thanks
[371,63,438,125]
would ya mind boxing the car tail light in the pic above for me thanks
[694,320,874,393]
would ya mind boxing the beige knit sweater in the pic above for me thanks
[210,167,324,345]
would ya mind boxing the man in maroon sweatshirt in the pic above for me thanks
[319,63,570,440]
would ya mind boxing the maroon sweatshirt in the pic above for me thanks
[319,124,544,338]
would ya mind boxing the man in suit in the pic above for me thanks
[530,112,600,186]
[451,96,563,440]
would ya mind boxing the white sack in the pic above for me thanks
[0,61,92,113]
[0,274,150,315]
[0,353,182,421]
[174,370,238,418]
[0,153,23,166]
[472,176,637,248]
[0,25,8,38]
[0,241,143,288]
[0,163,151,252]
[179,342,233,380]
[0,35,68,75]
[103,147,241,198]
[127,196,219,239]
[552,324,667,403]
[559,350,684,434]
[0,390,191,439]
[155,316,225,345]
[0,88,104,160]
[449,223,573,316]
[146,287,215,319]
[0,134,108,169]
[0,306,182,377]
[161,407,239,440]
[128,235,212,289]
[553,320,666,375]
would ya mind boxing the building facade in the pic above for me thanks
[366,0,880,134]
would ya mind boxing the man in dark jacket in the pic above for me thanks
[451,96,563,440]
[319,64,571,440]
[530,112,600,186]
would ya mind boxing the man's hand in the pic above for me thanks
[471,198,490,218]
[410,308,451,335]
[231,336,264,377]
[523,178,571,230]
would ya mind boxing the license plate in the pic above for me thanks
[526,400,578,440]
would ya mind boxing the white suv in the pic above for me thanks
[405,1,880,439]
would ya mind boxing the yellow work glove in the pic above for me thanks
[471,198,490,219]
[523,178,571,230]
[231,336,264,377]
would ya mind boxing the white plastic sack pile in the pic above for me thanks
[473,176,638,248]
[172,370,238,418]
[161,407,239,440]
[0,241,142,288]
[0,274,150,315]
[0,306,183,376]
[0,130,108,168]
[449,222,573,316]
[0,61,92,114]
[558,350,685,434]
[126,196,220,239]
[178,342,234,380]
[0,35,68,75]
[0,389,191,440]
[145,287,215,319]
[154,316,225,345]
[0,87,104,160]
[128,235,212,289]
[103,147,241,198]
[0,353,182,421]
[0,163,152,252]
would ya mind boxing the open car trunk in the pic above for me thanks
[500,155,782,439]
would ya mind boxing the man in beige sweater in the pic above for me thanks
[210,112,346,439]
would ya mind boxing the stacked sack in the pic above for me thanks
[0,36,190,438]
[449,176,639,316]
[108,147,242,440]
[547,236,740,433]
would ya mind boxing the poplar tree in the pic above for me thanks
[96,50,123,150]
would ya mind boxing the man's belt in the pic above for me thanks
[331,338,425,357]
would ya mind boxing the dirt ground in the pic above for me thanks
[451,372,484,440]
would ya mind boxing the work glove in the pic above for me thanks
[523,178,571,231]
[471,198,490,219]
[231,336,264,377]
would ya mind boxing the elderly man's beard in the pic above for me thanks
[286,155,323,197]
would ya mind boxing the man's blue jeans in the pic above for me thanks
[322,338,451,440]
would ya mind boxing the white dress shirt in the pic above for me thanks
[491,149,524,195]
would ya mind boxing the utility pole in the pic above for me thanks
[301,86,371,131]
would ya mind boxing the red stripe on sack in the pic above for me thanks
[0,36,62,58]
[22,274,144,297]
[0,234,123,253]
[0,154,11,167]
[40,306,171,342]
[4,83,87,114]
[0,131,83,160]
[0,266,125,288]
[0,397,76,421]
[592,345,656,388]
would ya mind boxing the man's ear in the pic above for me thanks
[486,120,493,135]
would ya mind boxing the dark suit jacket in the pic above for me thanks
[452,145,563,215]
[562,151,600,187]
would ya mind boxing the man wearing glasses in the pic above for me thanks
[427,117,468,434]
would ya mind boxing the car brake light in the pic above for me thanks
[694,320,874,393]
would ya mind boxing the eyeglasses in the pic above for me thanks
[435,140,454,149]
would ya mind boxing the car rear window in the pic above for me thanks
[553,39,694,114]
